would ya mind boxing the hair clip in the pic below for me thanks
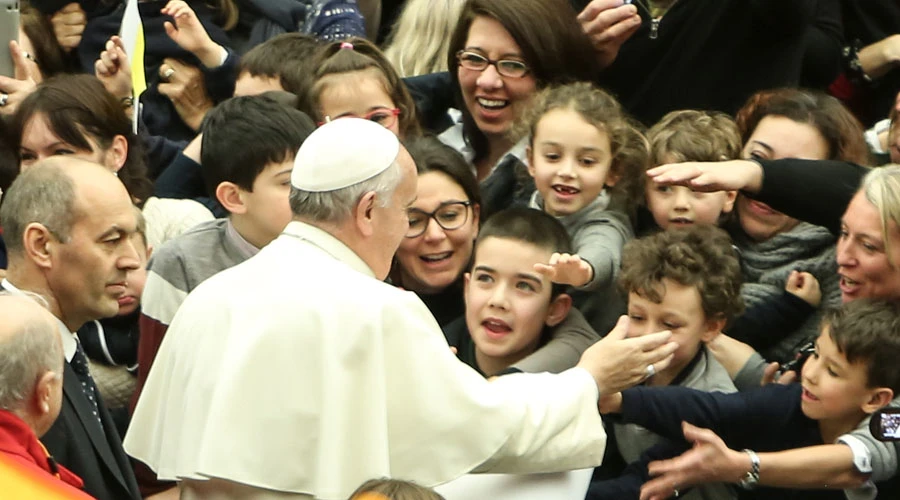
[340,42,354,50]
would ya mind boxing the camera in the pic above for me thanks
[870,408,900,441]
[779,341,816,376]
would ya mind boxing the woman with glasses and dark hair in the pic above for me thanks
[392,136,481,327]
[438,0,601,215]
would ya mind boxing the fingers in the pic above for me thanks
[761,361,780,386]
[785,270,800,291]
[777,369,797,385]
[8,41,33,82]
[604,315,630,341]
[532,263,556,278]
[578,0,636,24]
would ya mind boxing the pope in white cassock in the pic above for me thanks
[124,118,678,499]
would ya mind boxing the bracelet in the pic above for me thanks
[738,449,761,490]
[120,96,135,109]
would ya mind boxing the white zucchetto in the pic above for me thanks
[291,118,400,192]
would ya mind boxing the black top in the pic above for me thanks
[599,0,840,126]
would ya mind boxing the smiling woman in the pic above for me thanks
[441,0,601,214]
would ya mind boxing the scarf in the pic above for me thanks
[735,222,841,363]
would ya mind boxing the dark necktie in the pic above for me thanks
[70,340,102,428]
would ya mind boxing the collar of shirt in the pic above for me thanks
[1,278,76,362]
[225,218,262,260]
[281,221,375,279]
[438,109,529,179]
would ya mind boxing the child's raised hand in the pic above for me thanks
[95,36,132,101]
[534,252,594,287]
[785,270,821,308]
[162,1,224,68]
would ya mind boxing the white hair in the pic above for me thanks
[289,160,404,223]
[0,293,63,411]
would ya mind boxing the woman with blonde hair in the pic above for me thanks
[383,0,467,78]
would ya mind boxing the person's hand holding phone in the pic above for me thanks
[0,40,37,115]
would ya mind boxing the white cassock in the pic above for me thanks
[125,221,607,499]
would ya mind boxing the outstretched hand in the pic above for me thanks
[646,160,764,194]
[162,0,224,68]
[95,36,133,100]
[577,315,677,395]
[640,422,746,500]
[534,253,593,287]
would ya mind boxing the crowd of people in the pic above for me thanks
[0,0,899,499]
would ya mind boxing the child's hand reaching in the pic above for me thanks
[162,0,225,68]
[785,270,821,308]
[534,253,593,287]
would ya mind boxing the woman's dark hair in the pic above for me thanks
[404,136,482,211]
[13,74,153,203]
[735,88,870,165]
[447,0,601,164]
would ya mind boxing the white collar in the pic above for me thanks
[438,109,530,179]
[281,221,376,279]
[1,278,77,362]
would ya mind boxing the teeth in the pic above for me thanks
[421,252,452,262]
[477,98,507,109]
[843,277,860,285]
[554,185,579,194]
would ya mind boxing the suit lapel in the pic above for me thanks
[62,362,130,493]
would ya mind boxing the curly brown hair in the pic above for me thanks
[618,225,744,322]
[521,82,648,214]
[647,110,742,167]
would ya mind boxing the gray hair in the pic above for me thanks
[289,160,404,223]
[0,163,77,255]
[0,293,64,411]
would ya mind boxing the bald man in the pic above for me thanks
[0,158,142,500]
[0,294,93,498]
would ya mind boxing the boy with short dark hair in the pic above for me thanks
[234,33,321,97]
[136,95,315,408]
[443,207,599,376]
[599,298,900,499]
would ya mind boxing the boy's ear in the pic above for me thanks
[526,146,536,177]
[862,388,894,415]
[701,315,727,343]
[722,190,738,214]
[216,182,247,215]
[545,293,572,328]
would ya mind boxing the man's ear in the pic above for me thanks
[33,370,57,415]
[545,293,572,327]
[355,191,378,237]
[863,388,894,415]
[22,223,55,270]
[107,134,129,173]
[723,190,738,214]
[216,182,247,215]
[701,315,728,343]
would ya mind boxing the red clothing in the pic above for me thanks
[0,409,92,498]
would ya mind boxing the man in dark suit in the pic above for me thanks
[0,158,142,500]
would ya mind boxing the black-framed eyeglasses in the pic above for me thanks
[456,50,530,78]
[406,201,473,238]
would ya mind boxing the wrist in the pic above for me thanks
[736,449,761,489]
[196,43,226,68]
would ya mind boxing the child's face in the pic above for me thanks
[528,108,615,217]
[800,330,886,429]
[645,183,735,230]
[318,69,401,137]
[234,158,295,249]
[464,237,567,369]
[627,279,722,383]
[118,233,150,316]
